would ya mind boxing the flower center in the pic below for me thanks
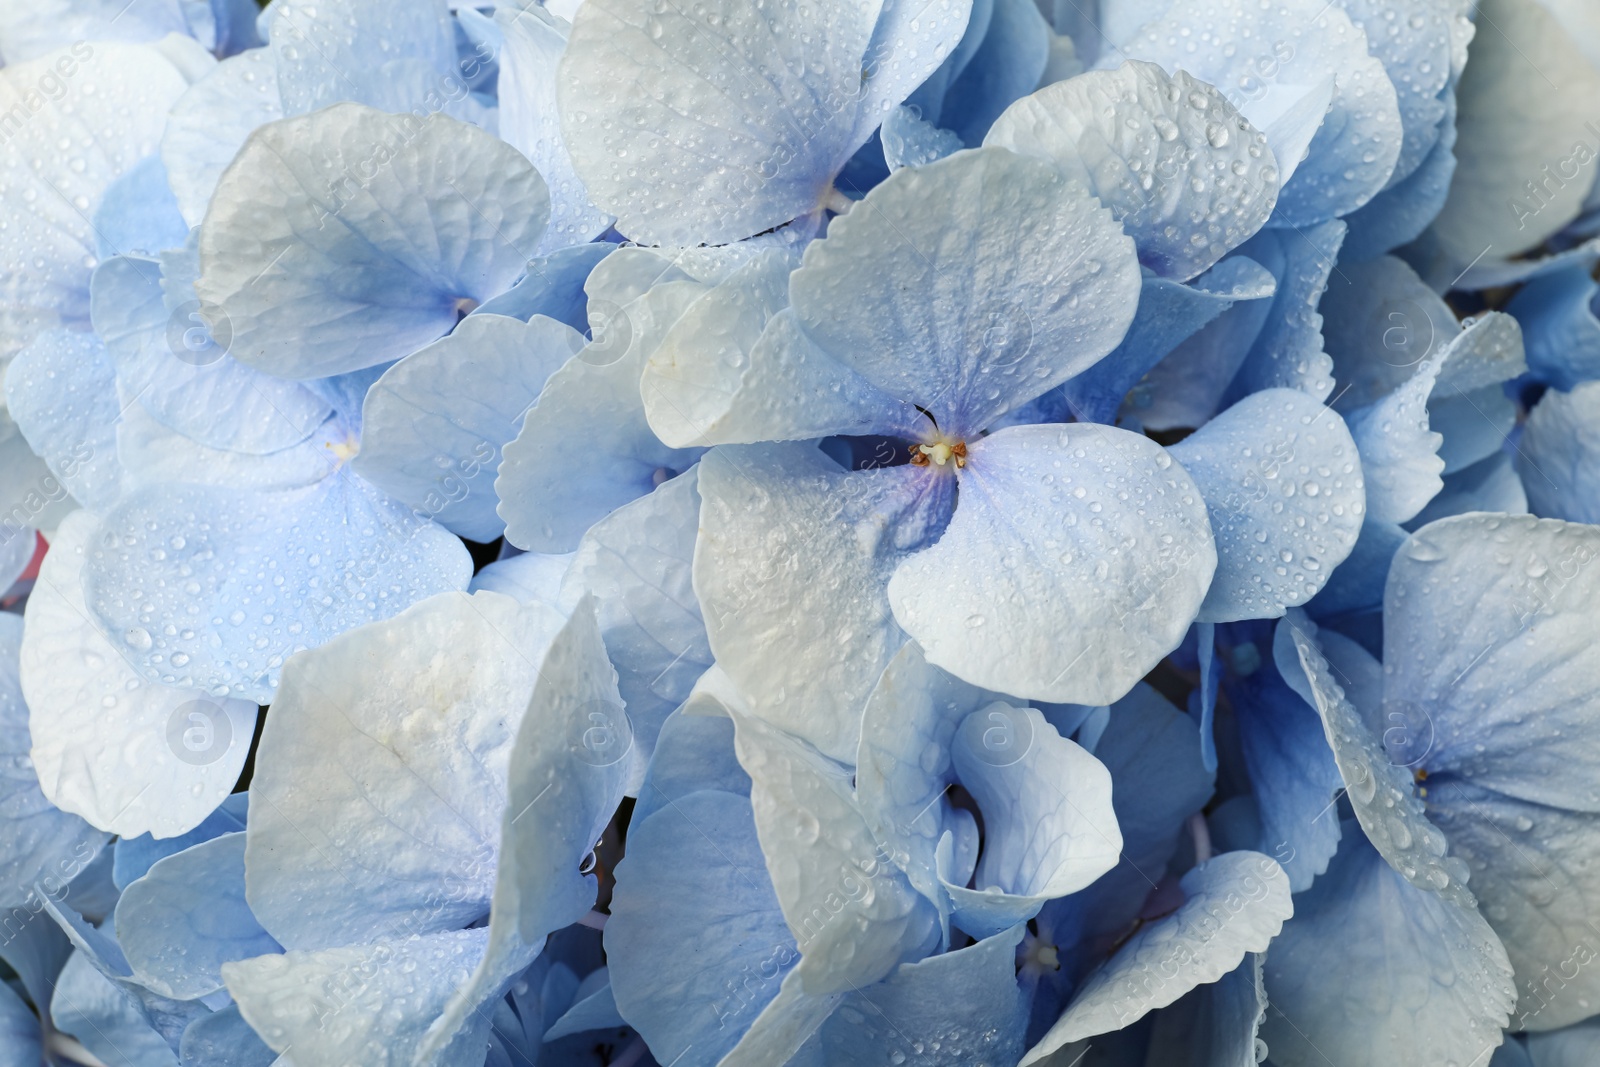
[910,437,967,468]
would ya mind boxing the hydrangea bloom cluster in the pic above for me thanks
[3,0,1600,1064]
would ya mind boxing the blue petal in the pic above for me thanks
[543,979,625,1041]
[1517,382,1600,523]
[196,103,550,378]
[354,314,584,541]
[937,0,1049,146]
[606,789,798,1067]
[467,551,572,609]
[558,468,712,788]
[177,1005,276,1067]
[472,242,615,331]
[695,443,953,762]
[1170,388,1364,622]
[243,590,565,949]
[881,105,964,172]
[160,47,283,228]
[1407,450,1528,529]
[0,979,42,1067]
[92,156,188,260]
[790,147,1140,436]
[113,793,248,890]
[1346,356,1446,524]
[1336,0,1451,187]
[115,834,280,1000]
[1021,851,1292,1062]
[1142,954,1266,1067]
[633,693,751,827]
[889,423,1214,703]
[1305,516,1407,619]
[1342,91,1458,263]
[51,950,181,1067]
[83,474,471,702]
[1261,828,1515,1067]
[0,1,189,62]
[1528,1021,1600,1066]
[988,62,1279,281]
[1508,264,1600,391]
[5,327,124,509]
[265,0,455,117]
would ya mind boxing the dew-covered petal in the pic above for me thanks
[161,47,284,229]
[881,104,965,172]
[695,443,954,763]
[1021,851,1292,1061]
[22,511,257,839]
[471,242,615,330]
[1120,0,1401,226]
[91,155,188,260]
[1342,91,1458,263]
[558,468,711,787]
[196,103,549,378]
[1261,829,1515,1067]
[813,923,1029,1066]
[1408,451,1528,529]
[243,590,564,950]
[50,950,179,1067]
[790,147,1140,436]
[1335,0,1453,188]
[1430,0,1600,265]
[83,474,471,703]
[495,5,612,253]
[1142,954,1266,1067]
[606,789,798,1067]
[113,792,247,890]
[1304,516,1407,619]
[0,42,190,360]
[1345,358,1445,525]
[417,598,628,1063]
[89,250,332,456]
[732,710,940,995]
[987,61,1278,281]
[114,833,280,1000]
[1170,388,1364,623]
[0,611,110,911]
[223,929,491,1067]
[265,0,456,117]
[467,551,572,610]
[354,314,583,542]
[1517,383,1600,524]
[4,328,124,510]
[632,695,751,826]
[1509,264,1600,392]
[889,423,1214,704]
[177,1004,277,1067]
[1321,254,1460,413]
[0,0,189,62]
[944,706,1121,938]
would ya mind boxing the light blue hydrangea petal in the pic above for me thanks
[1320,254,1459,413]
[223,929,491,1067]
[0,43,191,361]
[1280,608,1479,909]
[814,923,1029,1066]
[1228,658,1343,893]
[632,685,751,826]
[161,48,284,229]
[266,0,455,116]
[1408,450,1528,529]
[606,789,798,1067]
[0,611,110,913]
[0,1,189,62]
[1336,0,1453,188]
[114,833,280,1000]
[244,590,565,950]
[92,156,189,260]
[472,242,614,331]
[498,265,708,553]
[695,444,954,763]
[418,598,627,1064]
[1142,954,1266,1067]
[23,512,258,839]
[1346,357,1446,524]
[90,251,332,457]
[495,6,613,253]
[719,959,841,1067]
[1120,0,1401,226]
[1342,90,1458,263]
[1429,385,1516,476]
[988,61,1279,282]
[1022,852,1292,1062]
[944,706,1121,938]
[1170,389,1364,623]
[558,468,711,789]
[1055,257,1274,427]
[1517,382,1600,523]
[642,251,922,448]
[881,105,964,172]
[1508,264,1600,391]
[113,793,248,890]
[790,147,1140,436]
[731,709,940,995]
[559,0,968,245]
[354,314,583,541]
[1428,0,1600,266]
[855,0,979,148]
[84,473,472,702]
[542,979,624,1041]
[0,979,42,1067]
[890,423,1214,704]
[467,551,572,609]
[936,0,1049,146]
[177,1004,277,1067]
[1529,1021,1600,1066]
[51,949,180,1067]
[1304,516,1407,619]
[196,104,549,379]
[5,327,124,510]
[1261,828,1515,1067]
